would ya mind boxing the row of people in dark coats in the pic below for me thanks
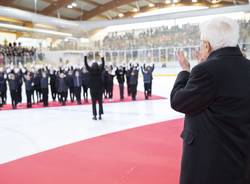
[0,66,90,109]
[0,60,154,118]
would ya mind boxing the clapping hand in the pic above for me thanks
[193,50,205,64]
[176,50,190,72]
[99,51,105,58]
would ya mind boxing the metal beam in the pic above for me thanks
[79,0,135,20]
[41,0,74,15]
[114,0,239,19]
[79,0,100,6]
[0,0,15,6]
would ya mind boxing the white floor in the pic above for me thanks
[0,70,184,164]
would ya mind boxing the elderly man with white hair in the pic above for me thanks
[171,17,250,184]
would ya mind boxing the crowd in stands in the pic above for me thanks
[101,19,250,50]
[0,42,37,65]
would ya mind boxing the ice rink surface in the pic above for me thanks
[0,68,184,164]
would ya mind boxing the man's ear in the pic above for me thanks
[205,41,212,53]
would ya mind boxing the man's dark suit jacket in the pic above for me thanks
[84,56,105,98]
[171,47,250,184]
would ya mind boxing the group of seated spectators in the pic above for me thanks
[100,19,250,50]
[0,42,37,66]
[0,56,154,109]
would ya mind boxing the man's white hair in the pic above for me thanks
[200,16,239,50]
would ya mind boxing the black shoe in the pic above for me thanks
[92,116,97,120]
[99,116,102,120]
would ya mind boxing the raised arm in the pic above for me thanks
[141,66,145,74]
[170,65,216,115]
[101,57,105,71]
[84,56,91,72]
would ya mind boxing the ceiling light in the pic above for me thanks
[118,13,124,17]
[211,0,220,3]
[0,22,72,37]
[149,3,155,7]
[173,0,179,3]
[192,0,198,2]
[72,2,77,7]
[165,0,171,4]
[132,8,138,12]
[67,5,73,8]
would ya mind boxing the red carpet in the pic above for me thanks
[0,85,164,111]
[0,118,183,184]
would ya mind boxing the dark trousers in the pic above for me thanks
[82,84,88,100]
[74,87,81,104]
[26,90,32,108]
[149,82,152,96]
[0,91,5,106]
[17,86,22,103]
[35,87,41,103]
[119,83,124,99]
[51,87,57,101]
[10,90,18,109]
[126,80,131,96]
[144,83,151,99]
[60,91,67,105]
[107,83,113,99]
[0,92,2,106]
[103,85,108,98]
[130,84,137,100]
[69,87,74,102]
[41,88,48,106]
[91,91,103,116]
[1,90,6,104]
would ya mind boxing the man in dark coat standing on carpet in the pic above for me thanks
[116,65,126,100]
[171,17,250,184]
[73,70,82,105]
[84,52,105,120]
[40,70,49,107]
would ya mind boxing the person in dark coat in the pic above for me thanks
[102,67,109,99]
[125,64,132,96]
[33,70,42,103]
[73,70,82,104]
[144,64,154,96]
[106,65,115,100]
[170,17,250,184]
[115,65,126,100]
[66,69,75,102]
[129,65,139,101]
[49,69,57,101]
[15,68,23,103]
[0,69,7,106]
[7,73,18,109]
[57,72,68,106]
[81,67,90,102]
[40,71,49,107]
[24,73,34,108]
[84,53,105,120]
[141,64,154,99]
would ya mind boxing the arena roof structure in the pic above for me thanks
[0,0,248,21]
[0,0,248,38]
